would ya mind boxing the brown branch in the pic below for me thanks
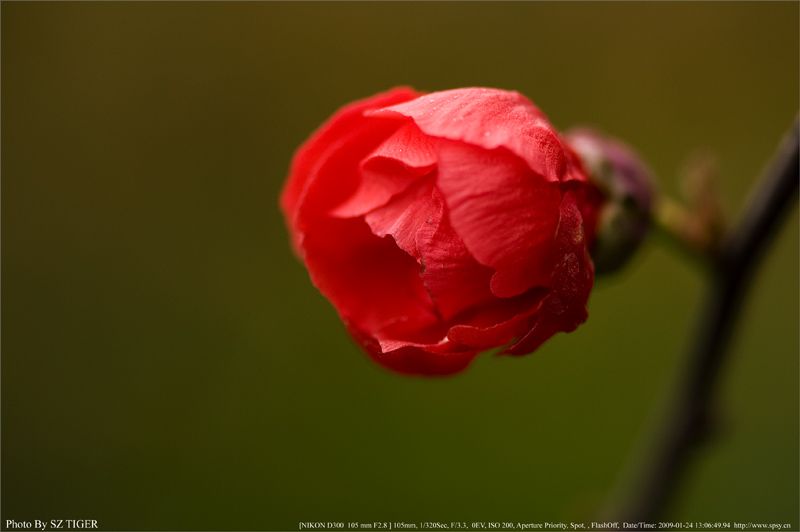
[609,116,799,524]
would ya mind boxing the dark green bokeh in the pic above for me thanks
[2,3,797,531]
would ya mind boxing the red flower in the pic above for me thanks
[281,87,602,376]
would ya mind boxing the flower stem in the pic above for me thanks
[608,116,799,523]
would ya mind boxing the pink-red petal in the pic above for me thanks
[366,182,506,322]
[364,177,438,259]
[302,216,439,337]
[415,187,498,320]
[446,288,547,350]
[435,139,562,298]
[281,87,422,252]
[368,120,438,170]
[345,320,478,376]
[370,88,568,182]
[505,191,594,355]
[330,122,437,218]
[370,287,547,358]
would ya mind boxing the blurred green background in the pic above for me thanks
[2,3,797,531]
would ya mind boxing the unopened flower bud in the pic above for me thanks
[566,129,656,275]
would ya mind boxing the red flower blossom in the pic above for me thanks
[281,87,602,376]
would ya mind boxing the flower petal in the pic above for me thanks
[345,319,478,376]
[302,216,439,337]
[435,139,562,298]
[281,87,421,252]
[364,176,438,259]
[370,88,568,182]
[415,187,498,320]
[504,191,594,355]
[329,122,437,218]
[371,287,547,355]
[446,288,547,350]
[369,120,438,170]
[366,182,505,321]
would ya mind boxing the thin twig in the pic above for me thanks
[609,116,799,524]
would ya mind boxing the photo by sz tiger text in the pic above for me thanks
[5,520,98,530]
